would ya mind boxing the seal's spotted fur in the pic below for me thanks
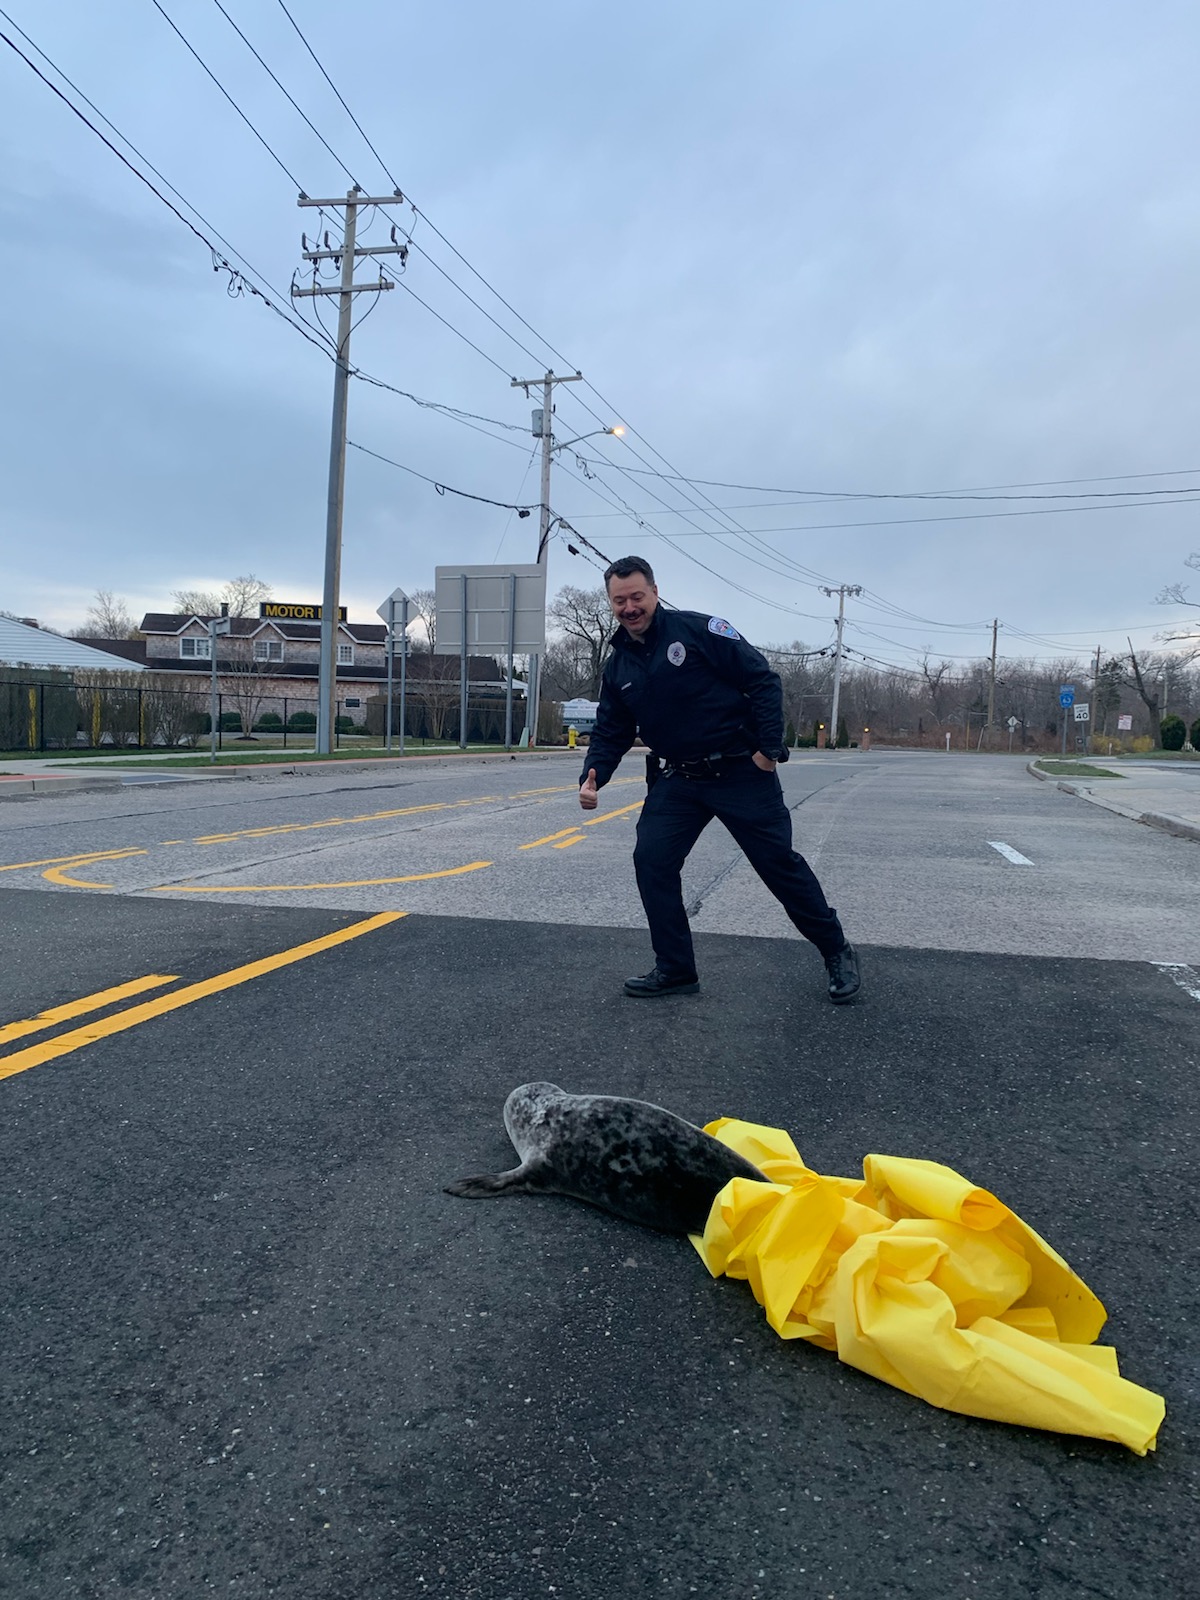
[445,1081,765,1234]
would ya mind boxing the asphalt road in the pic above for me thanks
[2,752,1198,1598]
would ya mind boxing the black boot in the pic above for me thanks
[825,942,861,1004]
[623,967,700,998]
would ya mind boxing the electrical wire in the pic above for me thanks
[148,0,307,193]
[274,0,403,192]
[346,438,539,512]
[208,0,362,186]
[553,462,1200,504]
[0,19,334,359]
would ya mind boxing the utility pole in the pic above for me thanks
[820,583,862,748]
[510,369,583,745]
[985,618,999,748]
[293,188,407,754]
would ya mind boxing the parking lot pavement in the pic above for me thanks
[1029,759,1200,841]
[1,890,1197,1599]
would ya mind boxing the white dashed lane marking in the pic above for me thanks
[1152,963,1200,1003]
[987,841,1034,866]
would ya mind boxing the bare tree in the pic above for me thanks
[1124,643,1166,747]
[919,655,956,729]
[406,656,460,738]
[171,574,272,618]
[547,585,613,697]
[407,588,437,652]
[220,632,276,736]
[542,635,599,700]
[73,590,140,639]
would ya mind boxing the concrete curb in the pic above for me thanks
[1026,761,1200,843]
[0,747,578,801]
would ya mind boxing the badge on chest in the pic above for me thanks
[667,641,687,666]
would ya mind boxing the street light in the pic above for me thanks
[552,425,624,452]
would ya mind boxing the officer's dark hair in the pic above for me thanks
[604,556,656,589]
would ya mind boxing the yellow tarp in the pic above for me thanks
[692,1119,1164,1455]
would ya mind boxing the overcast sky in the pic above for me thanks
[2,0,1199,672]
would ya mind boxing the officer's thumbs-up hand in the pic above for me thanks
[579,768,599,810]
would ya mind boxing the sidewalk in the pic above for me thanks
[1028,759,1200,843]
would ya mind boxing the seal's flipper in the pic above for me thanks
[444,1160,549,1199]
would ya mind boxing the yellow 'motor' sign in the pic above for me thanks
[259,602,348,621]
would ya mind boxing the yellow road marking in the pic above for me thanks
[582,800,643,826]
[43,852,148,889]
[0,975,179,1046]
[0,848,145,875]
[520,827,584,850]
[520,799,644,850]
[193,796,500,845]
[150,860,494,893]
[553,835,585,848]
[0,912,404,1081]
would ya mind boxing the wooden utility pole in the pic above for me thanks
[509,369,583,745]
[293,189,407,754]
[985,618,999,748]
[820,584,862,747]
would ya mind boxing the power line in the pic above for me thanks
[208,0,361,186]
[149,0,307,192]
[274,0,403,192]
[560,461,1200,503]
[0,19,333,358]
[544,492,1200,538]
[346,438,539,512]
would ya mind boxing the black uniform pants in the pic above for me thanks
[632,760,845,980]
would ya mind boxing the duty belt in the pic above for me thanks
[661,751,753,780]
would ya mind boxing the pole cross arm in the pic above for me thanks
[292,281,395,298]
[510,371,583,390]
[302,246,408,262]
[298,194,406,207]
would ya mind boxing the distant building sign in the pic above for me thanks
[260,602,347,621]
[1117,713,1133,731]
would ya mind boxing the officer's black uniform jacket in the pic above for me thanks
[579,608,786,790]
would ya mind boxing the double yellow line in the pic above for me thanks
[0,911,404,1082]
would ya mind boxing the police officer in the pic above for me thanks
[579,556,861,1004]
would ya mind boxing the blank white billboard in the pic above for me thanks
[434,564,547,656]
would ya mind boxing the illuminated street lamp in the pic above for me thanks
[552,425,625,452]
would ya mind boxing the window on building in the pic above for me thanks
[253,639,284,662]
[337,643,354,665]
[344,697,362,709]
[180,636,211,659]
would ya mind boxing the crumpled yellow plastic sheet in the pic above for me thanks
[692,1119,1165,1455]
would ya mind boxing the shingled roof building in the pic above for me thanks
[132,612,510,728]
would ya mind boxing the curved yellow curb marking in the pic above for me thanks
[44,851,149,889]
[1,848,145,875]
[150,860,494,893]
[0,913,404,1081]
[0,975,179,1046]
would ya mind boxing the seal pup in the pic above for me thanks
[445,1081,766,1235]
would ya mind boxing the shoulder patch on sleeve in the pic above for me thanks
[707,616,742,641]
